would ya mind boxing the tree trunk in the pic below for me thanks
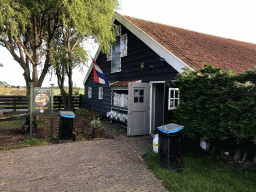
[61,89,68,111]
[239,150,247,163]
[67,66,73,111]
[234,148,242,162]
[57,72,69,111]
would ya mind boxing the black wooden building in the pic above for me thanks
[83,12,256,136]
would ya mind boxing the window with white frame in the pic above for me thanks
[168,88,179,110]
[98,87,103,99]
[88,87,92,98]
[107,25,128,73]
[107,49,112,61]
[110,33,128,73]
[120,34,128,57]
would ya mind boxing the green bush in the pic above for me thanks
[76,108,91,116]
[173,63,256,145]
[75,108,102,120]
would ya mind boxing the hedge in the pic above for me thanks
[173,63,256,146]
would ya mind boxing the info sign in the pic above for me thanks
[34,87,50,114]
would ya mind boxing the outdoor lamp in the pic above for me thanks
[160,58,165,65]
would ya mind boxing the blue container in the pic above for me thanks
[158,123,184,170]
[59,111,75,140]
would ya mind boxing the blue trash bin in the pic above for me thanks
[59,111,75,140]
[158,123,184,170]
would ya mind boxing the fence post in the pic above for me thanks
[50,84,54,140]
[13,96,16,112]
[79,94,82,108]
[29,82,34,140]
[58,96,61,110]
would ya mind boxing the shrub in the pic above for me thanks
[173,63,256,146]
[90,117,102,130]
[76,108,101,120]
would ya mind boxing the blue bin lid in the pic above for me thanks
[60,111,75,118]
[157,123,184,134]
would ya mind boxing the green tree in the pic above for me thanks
[0,0,118,107]
[50,26,88,110]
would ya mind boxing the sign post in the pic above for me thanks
[50,84,54,140]
[29,82,34,140]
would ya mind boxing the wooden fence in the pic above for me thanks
[0,94,84,111]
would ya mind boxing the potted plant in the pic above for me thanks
[72,126,84,141]
[89,117,104,138]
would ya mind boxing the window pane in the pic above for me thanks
[139,96,144,103]
[120,34,128,57]
[140,89,144,96]
[111,36,121,73]
[134,89,139,97]
[99,87,103,99]
[170,99,174,108]
[175,91,179,98]
[171,90,174,98]
[175,99,179,107]
[134,89,139,103]
[88,87,92,98]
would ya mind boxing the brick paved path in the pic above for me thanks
[0,135,168,191]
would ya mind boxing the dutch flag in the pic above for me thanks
[93,59,109,86]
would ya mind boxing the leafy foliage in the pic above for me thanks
[90,117,102,130]
[0,0,119,107]
[173,63,256,145]
[76,108,101,120]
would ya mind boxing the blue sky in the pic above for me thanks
[0,0,255,88]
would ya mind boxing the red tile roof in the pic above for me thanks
[123,15,256,73]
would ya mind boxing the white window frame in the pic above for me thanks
[107,49,112,61]
[88,87,92,98]
[168,88,179,110]
[107,33,128,61]
[98,87,103,99]
[120,34,128,57]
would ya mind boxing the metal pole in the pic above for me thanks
[29,82,34,140]
[50,84,54,140]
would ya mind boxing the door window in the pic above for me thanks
[134,89,144,103]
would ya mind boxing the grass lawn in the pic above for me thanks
[144,150,256,192]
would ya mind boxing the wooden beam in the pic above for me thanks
[0,113,28,122]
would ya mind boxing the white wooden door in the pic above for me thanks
[127,82,150,136]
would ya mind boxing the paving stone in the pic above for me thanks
[0,135,168,191]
